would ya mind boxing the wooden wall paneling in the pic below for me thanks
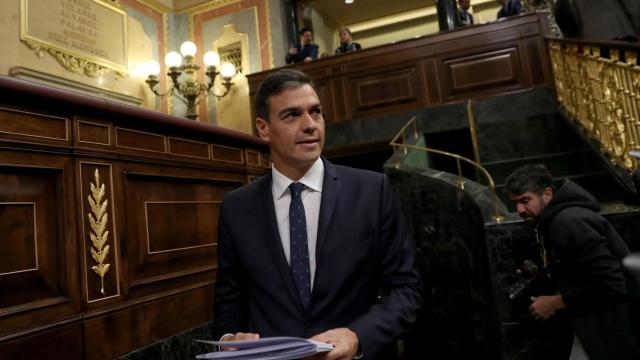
[118,165,244,299]
[0,74,269,358]
[342,47,422,74]
[247,13,552,122]
[211,144,244,164]
[75,118,113,149]
[259,152,271,169]
[314,79,335,123]
[1,321,84,360]
[82,285,213,360]
[440,45,523,101]
[115,127,167,154]
[346,63,423,118]
[521,37,549,87]
[0,106,70,147]
[328,76,348,123]
[78,162,121,304]
[168,137,211,160]
[422,58,443,105]
[0,152,80,338]
[245,149,261,167]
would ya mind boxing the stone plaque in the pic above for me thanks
[21,0,128,75]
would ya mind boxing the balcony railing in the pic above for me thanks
[549,38,640,172]
[389,115,504,223]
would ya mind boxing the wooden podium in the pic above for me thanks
[0,76,268,359]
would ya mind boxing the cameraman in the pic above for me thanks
[505,164,637,360]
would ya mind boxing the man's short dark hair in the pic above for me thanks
[254,69,315,122]
[505,164,554,196]
[299,27,312,36]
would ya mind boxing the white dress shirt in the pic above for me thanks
[271,157,324,289]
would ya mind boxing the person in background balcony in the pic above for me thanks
[496,0,521,19]
[286,28,319,64]
[335,27,362,55]
[458,0,474,26]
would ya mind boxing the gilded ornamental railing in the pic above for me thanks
[549,38,640,172]
[390,116,504,222]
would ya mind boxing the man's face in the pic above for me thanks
[509,188,553,224]
[255,84,325,177]
[459,0,470,11]
[300,31,313,45]
[339,30,352,45]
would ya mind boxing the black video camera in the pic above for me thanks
[506,260,553,302]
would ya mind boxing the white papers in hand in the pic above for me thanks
[196,337,333,360]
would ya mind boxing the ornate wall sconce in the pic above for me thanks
[145,41,237,120]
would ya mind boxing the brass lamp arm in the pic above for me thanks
[145,76,171,97]
[204,66,234,99]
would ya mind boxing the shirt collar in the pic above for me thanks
[272,157,324,200]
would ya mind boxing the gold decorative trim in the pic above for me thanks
[87,169,111,295]
[0,202,38,276]
[79,162,120,303]
[180,0,243,14]
[0,105,70,141]
[21,40,114,78]
[132,0,170,13]
[144,201,220,254]
[77,120,112,146]
[549,39,640,172]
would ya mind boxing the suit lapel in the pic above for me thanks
[314,158,340,271]
[255,173,304,310]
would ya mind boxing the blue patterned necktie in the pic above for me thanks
[289,182,311,309]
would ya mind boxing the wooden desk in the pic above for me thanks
[0,76,268,359]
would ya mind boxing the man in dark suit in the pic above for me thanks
[286,28,319,64]
[496,0,521,19]
[458,0,474,26]
[214,69,423,359]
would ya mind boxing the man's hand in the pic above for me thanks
[529,295,566,321]
[303,57,313,63]
[220,332,259,351]
[307,328,359,360]
[289,46,298,55]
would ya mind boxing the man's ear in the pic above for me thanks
[542,186,554,205]
[255,118,270,141]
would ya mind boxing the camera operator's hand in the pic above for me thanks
[529,295,566,321]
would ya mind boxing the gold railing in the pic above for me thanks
[389,116,504,222]
[549,38,640,172]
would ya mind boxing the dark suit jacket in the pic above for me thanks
[497,0,521,18]
[285,43,319,64]
[335,42,362,55]
[214,158,423,359]
[458,9,474,25]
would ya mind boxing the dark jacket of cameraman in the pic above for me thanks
[538,179,637,360]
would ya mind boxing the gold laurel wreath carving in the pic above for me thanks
[88,169,111,295]
[22,40,124,78]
